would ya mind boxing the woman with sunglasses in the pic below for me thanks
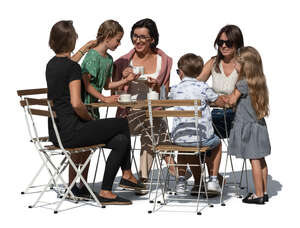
[113,18,175,184]
[197,25,244,191]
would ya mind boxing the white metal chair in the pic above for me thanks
[17,88,59,195]
[146,99,213,215]
[19,96,106,213]
[211,107,249,206]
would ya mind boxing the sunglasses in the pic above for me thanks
[217,39,234,48]
[176,69,180,75]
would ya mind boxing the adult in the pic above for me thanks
[113,18,175,181]
[197,25,244,182]
[46,20,145,205]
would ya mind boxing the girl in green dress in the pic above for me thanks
[82,20,139,119]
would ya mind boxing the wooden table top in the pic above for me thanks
[88,99,202,108]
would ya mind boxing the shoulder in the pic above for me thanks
[82,50,99,63]
[155,48,172,61]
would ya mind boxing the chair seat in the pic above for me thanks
[45,144,105,153]
[156,144,210,153]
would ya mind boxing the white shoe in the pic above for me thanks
[207,179,221,193]
[175,176,187,195]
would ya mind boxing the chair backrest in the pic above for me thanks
[17,88,56,150]
[146,99,203,149]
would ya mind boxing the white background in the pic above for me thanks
[1,0,299,227]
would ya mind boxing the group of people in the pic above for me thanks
[46,18,271,206]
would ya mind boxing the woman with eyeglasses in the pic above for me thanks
[113,18,175,184]
[197,25,244,190]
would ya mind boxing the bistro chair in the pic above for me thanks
[146,99,213,215]
[18,94,105,213]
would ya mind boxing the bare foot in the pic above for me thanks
[99,190,117,199]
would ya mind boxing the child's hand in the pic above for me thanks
[126,72,141,82]
[147,77,159,90]
[82,40,97,52]
[122,67,134,79]
[103,95,119,103]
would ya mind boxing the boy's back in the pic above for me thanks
[169,76,218,145]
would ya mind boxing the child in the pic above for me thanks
[169,53,225,195]
[81,20,139,119]
[225,46,271,204]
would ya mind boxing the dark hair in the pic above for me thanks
[178,53,204,78]
[130,18,159,51]
[214,24,244,73]
[96,20,123,45]
[49,20,78,54]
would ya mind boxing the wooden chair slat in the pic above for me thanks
[17,88,48,96]
[146,110,202,118]
[20,98,51,107]
[146,99,201,107]
[45,144,105,153]
[156,145,210,153]
[29,108,56,118]
[30,137,49,142]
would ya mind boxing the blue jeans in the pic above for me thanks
[212,108,235,139]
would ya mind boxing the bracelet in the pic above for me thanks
[79,50,85,55]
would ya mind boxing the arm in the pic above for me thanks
[82,73,119,103]
[197,58,215,82]
[104,70,139,90]
[71,40,97,62]
[211,96,226,107]
[224,89,242,107]
[69,80,94,121]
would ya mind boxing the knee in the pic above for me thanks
[112,134,129,148]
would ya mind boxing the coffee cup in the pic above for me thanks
[133,66,144,75]
[119,94,131,102]
[147,91,159,100]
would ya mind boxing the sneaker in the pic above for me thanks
[175,176,187,196]
[185,167,193,180]
[207,178,221,194]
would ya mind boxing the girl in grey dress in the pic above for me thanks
[225,46,271,205]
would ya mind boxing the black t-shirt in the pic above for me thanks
[46,56,85,146]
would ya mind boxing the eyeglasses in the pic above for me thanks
[176,69,180,75]
[132,34,151,42]
[217,39,234,48]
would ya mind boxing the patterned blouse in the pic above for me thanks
[169,77,218,144]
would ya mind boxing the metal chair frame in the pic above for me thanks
[19,96,105,213]
[146,99,213,215]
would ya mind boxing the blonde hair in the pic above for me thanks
[96,20,123,45]
[236,46,269,119]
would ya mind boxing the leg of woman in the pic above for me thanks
[69,118,137,198]
[250,159,264,197]
[260,158,268,193]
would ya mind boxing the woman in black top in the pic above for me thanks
[46,20,145,205]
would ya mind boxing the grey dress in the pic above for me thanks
[228,80,271,159]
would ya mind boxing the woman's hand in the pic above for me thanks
[102,95,120,103]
